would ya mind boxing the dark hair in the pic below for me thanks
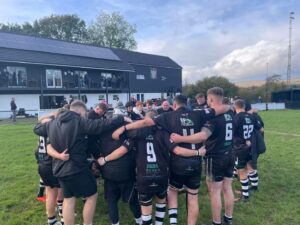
[234,99,245,109]
[125,101,133,108]
[174,95,187,106]
[195,93,205,98]
[96,103,107,111]
[207,87,224,97]
[146,99,153,106]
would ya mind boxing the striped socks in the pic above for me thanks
[142,214,152,225]
[155,203,166,225]
[168,208,178,225]
[249,170,259,190]
[47,216,57,225]
[240,178,249,199]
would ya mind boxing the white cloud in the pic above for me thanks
[181,39,300,83]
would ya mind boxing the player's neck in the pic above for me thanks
[236,109,245,114]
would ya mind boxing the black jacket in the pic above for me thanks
[10,101,17,110]
[33,110,125,178]
[87,110,106,158]
[249,130,266,169]
[127,111,142,120]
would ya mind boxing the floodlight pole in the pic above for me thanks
[265,62,269,110]
[287,12,295,88]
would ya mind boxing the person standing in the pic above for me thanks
[10,97,17,122]
[125,102,142,120]
[170,88,235,225]
[157,101,173,115]
[125,110,202,225]
[34,100,127,225]
[192,93,208,111]
[97,110,142,225]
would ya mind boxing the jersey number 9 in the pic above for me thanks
[147,142,157,163]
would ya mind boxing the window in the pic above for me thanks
[7,66,27,87]
[75,71,88,88]
[101,73,112,88]
[136,74,145,80]
[46,69,62,88]
[150,68,157,79]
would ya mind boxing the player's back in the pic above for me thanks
[154,107,215,175]
[204,111,234,156]
[98,128,134,182]
[233,112,255,147]
[128,126,171,193]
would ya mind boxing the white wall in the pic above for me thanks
[0,94,40,118]
[0,92,171,118]
[130,92,163,101]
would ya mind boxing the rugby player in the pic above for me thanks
[125,110,202,225]
[36,114,64,225]
[171,87,235,225]
[233,100,263,200]
[33,100,128,225]
[246,109,265,191]
[97,108,142,225]
[113,94,230,225]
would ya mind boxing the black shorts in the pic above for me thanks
[104,179,136,203]
[236,152,252,169]
[138,189,167,206]
[58,169,97,198]
[38,164,60,188]
[169,172,200,190]
[204,151,235,182]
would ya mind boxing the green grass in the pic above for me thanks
[0,110,300,225]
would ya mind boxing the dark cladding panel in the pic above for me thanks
[0,32,120,61]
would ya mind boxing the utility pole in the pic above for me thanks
[287,12,295,88]
[265,62,269,110]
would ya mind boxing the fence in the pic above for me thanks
[251,103,285,111]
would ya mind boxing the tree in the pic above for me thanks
[88,12,137,49]
[183,76,239,98]
[32,14,88,42]
[0,23,22,33]
[0,14,88,43]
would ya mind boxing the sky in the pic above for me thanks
[0,0,299,84]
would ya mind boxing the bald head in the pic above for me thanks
[162,100,170,111]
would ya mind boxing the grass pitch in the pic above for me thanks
[0,110,299,225]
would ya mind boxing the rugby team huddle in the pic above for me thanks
[33,87,265,225]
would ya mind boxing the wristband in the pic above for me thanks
[196,150,200,156]
[104,157,108,163]
[124,125,127,132]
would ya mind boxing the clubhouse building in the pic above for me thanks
[0,32,182,117]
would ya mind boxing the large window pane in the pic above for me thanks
[46,69,62,88]
[7,66,27,87]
